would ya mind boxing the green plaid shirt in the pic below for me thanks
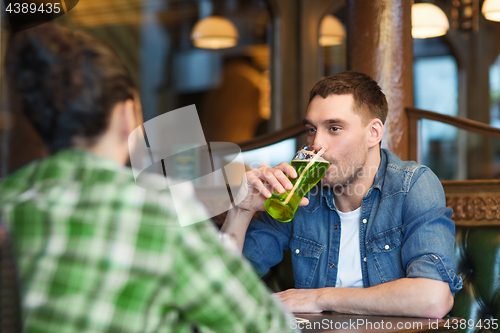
[0,149,295,333]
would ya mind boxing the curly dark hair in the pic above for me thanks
[309,71,388,124]
[5,23,136,152]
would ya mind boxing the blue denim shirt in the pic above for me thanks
[243,149,463,294]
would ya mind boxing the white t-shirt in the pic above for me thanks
[336,207,363,288]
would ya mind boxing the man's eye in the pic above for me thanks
[307,128,316,134]
[329,126,340,132]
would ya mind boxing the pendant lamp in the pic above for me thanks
[412,3,449,39]
[191,16,239,49]
[319,14,346,46]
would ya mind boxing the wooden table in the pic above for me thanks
[292,312,457,333]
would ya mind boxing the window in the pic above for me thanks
[413,37,459,180]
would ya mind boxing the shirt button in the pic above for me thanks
[295,249,300,254]
[362,219,367,224]
[329,263,335,268]
[384,244,390,250]
[363,257,367,262]
[334,225,339,230]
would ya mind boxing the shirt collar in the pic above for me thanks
[53,148,124,172]
[371,148,387,191]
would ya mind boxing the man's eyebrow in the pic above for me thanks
[324,119,344,125]
[303,119,345,126]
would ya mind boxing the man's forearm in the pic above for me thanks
[277,277,454,318]
[317,278,453,318]
[220,207,255,252]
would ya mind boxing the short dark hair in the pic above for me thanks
[5,23,136,153]
[309,71,388,124]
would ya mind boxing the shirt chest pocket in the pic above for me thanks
[290,235,324,288]
[365,227,405,283]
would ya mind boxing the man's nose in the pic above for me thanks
[312,132,327,151]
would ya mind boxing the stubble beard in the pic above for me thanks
[322,164,364,189]
[320,153,367,195]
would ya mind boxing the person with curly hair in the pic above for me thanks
[1,23,296,333]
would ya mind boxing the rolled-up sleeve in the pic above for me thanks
[243,212,292,277]
[401,167,463,294]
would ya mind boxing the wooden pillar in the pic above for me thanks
[466,17,494,179]
[347,0,413,160]
[267,0,301,130]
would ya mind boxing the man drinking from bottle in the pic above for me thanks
[221,71,462,318]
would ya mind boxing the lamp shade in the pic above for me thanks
[412,3,449,39]
[191,16,239,49]
[319,14,346,46]
[482,0,500,22]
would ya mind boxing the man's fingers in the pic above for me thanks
[263,167,292,192]
[251,165,290,193]
[273,290,289,302]
[273,163,295,191]
[276,162,297,179]
[244,164,296,199]
[246,173,272,198]
[299,197,309,206]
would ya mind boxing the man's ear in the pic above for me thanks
[120,98,137,140]
[132,91,143,129]
[367,118,384,148]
